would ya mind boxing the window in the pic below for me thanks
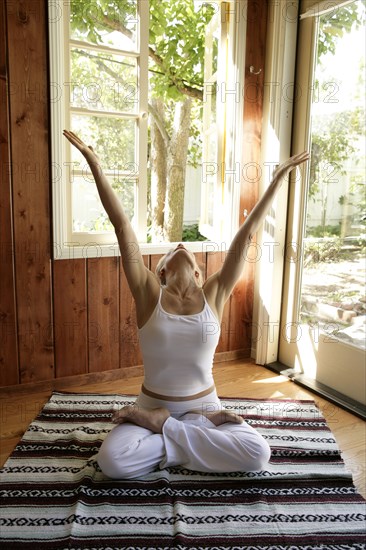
[279,0,365,405]
[200,7,222,241]
[49,0,148,257]
[49,0,246,258]
[66,4,149,243]
[200,1,246,244]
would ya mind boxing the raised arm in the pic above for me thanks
[63,131,155,298]
[205,152,310,309]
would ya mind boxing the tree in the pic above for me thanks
[307,3,365,235]
[317,2,360,56]
[69,0,215,241]
[309,108,364,196]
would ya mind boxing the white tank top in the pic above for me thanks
[138,287,221,397]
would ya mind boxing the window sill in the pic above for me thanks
[264,361,366,421]
[53,240,228,260]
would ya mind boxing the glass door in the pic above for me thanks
[280,1,365,405]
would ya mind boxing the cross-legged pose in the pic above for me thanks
[63,130,309,479]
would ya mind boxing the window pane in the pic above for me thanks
[70,48,138,113]
[299,1,365,349]
[212,35,218,76]
[207,129,217,162]
[70,114,136,170]
[72,175,136,233]
[206,177,215,227]
[70,0,138,52]
[210,86,218,126]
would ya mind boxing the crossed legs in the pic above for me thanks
[97,406,271,479]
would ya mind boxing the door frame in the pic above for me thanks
[252,0,299,364]
[279,0,365,408]
[253,0,365,416]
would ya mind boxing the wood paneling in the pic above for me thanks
[0,0,18,386]
[88,257,120,373]
[6,0,54,383]
[229,0,268,354]
[54,259,87,377]
[240,0,267,216]
[0,0,268,389]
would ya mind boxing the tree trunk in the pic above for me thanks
[150,98,167,242]
[164,98,192,242]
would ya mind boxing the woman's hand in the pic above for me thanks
[63,130,100,164]
[272,151,310,182]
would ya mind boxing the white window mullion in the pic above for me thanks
[50,0,243,256]
[69,107,140,119]
[73,169,138,178]
[222,0,246,244]
[136,0,149,242]
[49,0,149,256]
[48,0,69,254]
[200,2,226,242]
[200,1,246,245]
[252,1,299,364]
[69,38,140,58]
[300,0,354,19]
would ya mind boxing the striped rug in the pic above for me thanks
[0,392,365,549]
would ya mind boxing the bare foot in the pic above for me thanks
[188,409,244,426]
[111,405,170,433]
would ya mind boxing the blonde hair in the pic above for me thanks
[155,250,204,287]
[155,254,168,285]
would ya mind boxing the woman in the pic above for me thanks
[63,130,309,479]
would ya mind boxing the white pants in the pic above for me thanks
[97,391,271,479]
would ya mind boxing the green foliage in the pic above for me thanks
[70,115,135,170]
[70,0,214,102]
[73,176,135,232]
[308,1,365,238]
[182,224,208,242]
[89,211,113,232]
[149,0,215,101]
[70,48,137,113]
[306,225,340,238]
[304,237,343,265]
[68,0,215,240]
[339,179,366,232]
[145,220,208,245]
[317,3,362,57]
[187,103,204,167]
[309,109,365,198]
[70,0,138,44]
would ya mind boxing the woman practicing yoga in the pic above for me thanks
[63,130,309,479]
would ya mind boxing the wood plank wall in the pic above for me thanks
[0,0,268,391]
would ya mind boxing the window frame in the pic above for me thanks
[251,0,300,364]
[270,0,366,412]
[252,0,358,365]
[48,0,245,259]
[200,1,247,245]
[49,0,148,259]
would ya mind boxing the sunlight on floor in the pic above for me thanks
[253,375,294,399]
[253,375,289,384]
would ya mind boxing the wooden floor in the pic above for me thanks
[1,360,365,498]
